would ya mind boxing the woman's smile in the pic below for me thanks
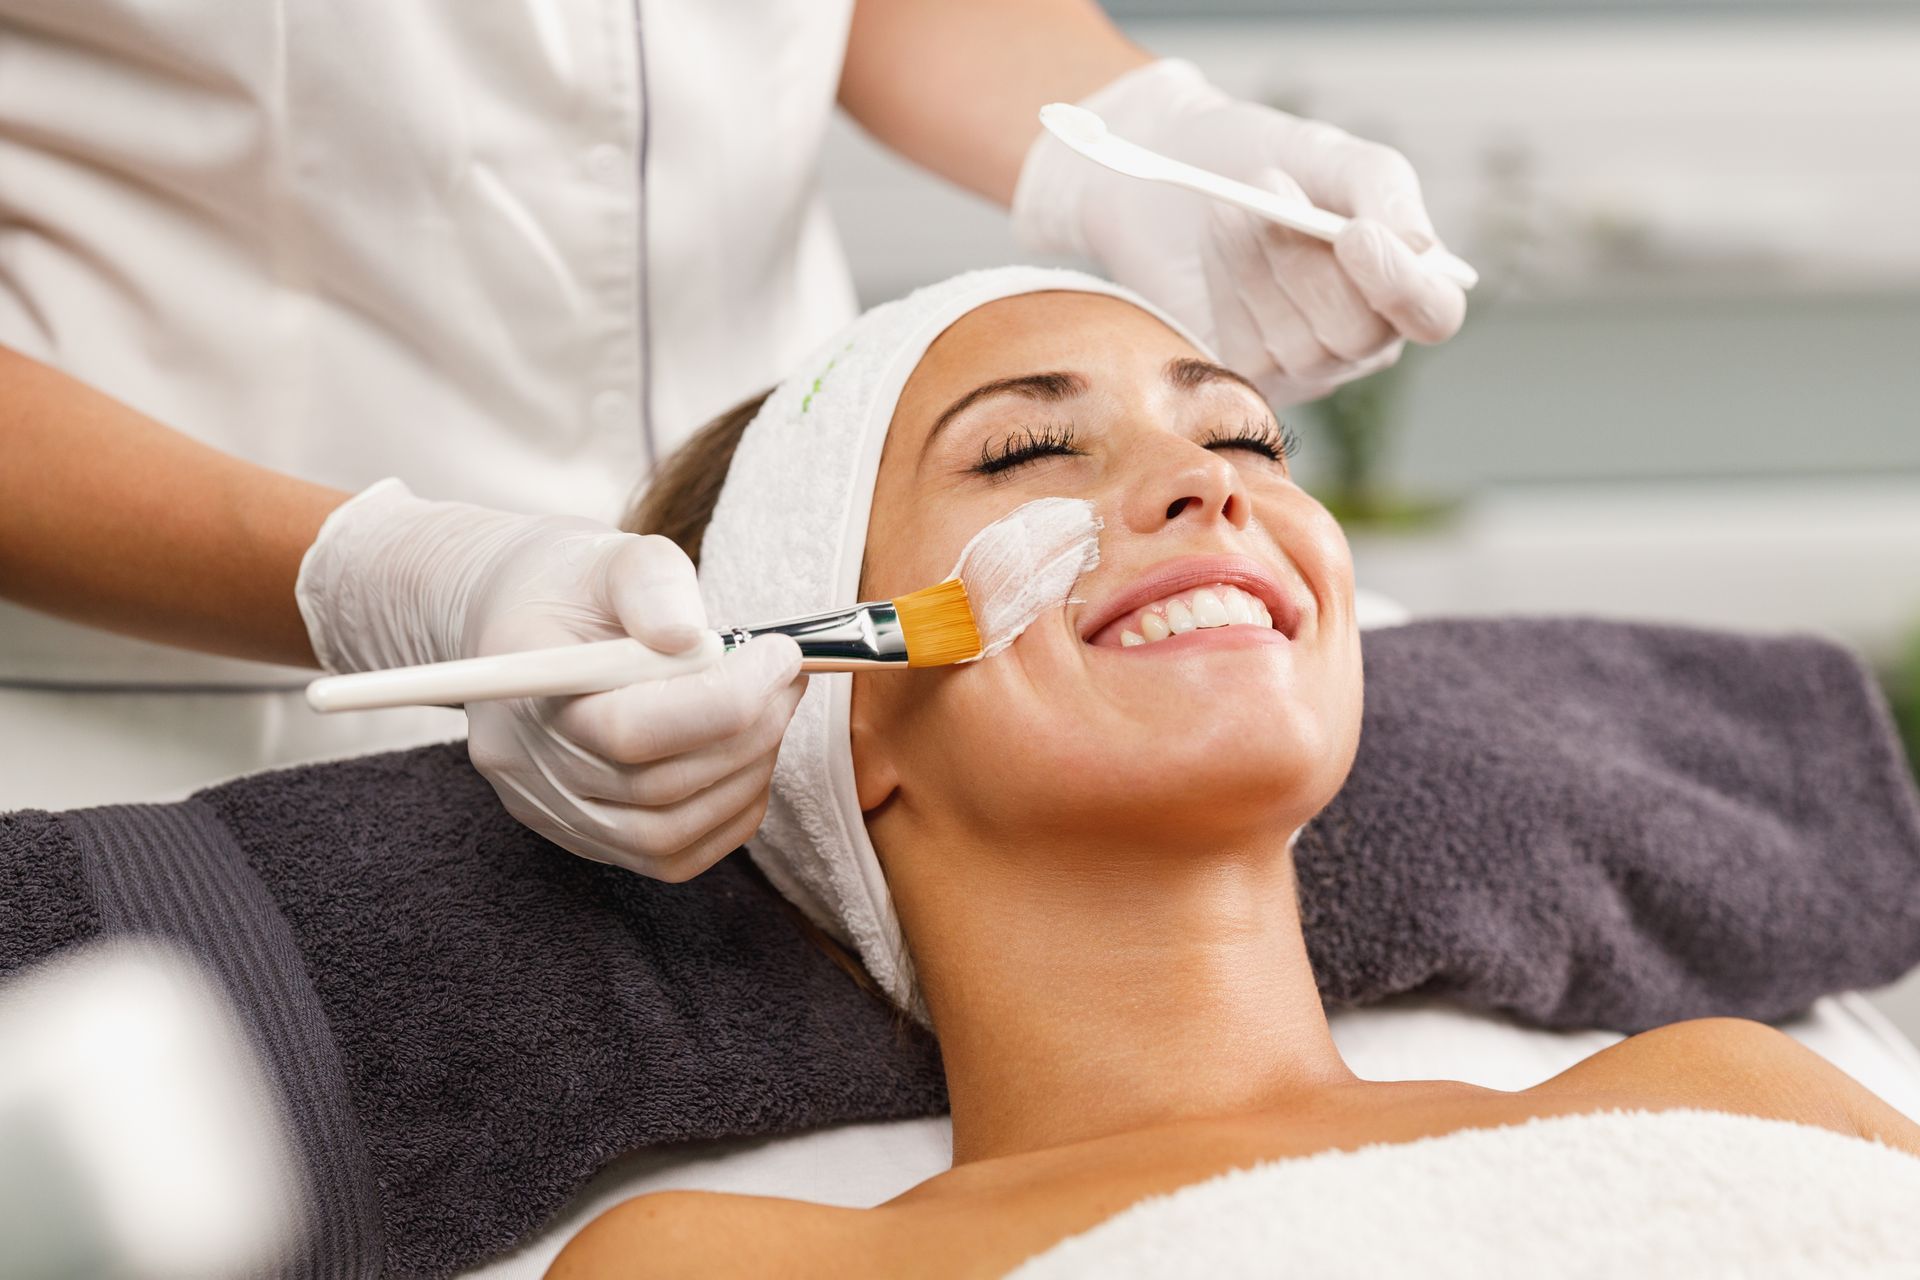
[1078,553,1306,650]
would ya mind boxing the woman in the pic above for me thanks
[552,274,1920,1275]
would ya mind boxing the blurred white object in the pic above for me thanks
[1013,58,1467,410]
[1353,587,1413,631]
[1036,101,1479,290]
[0,942,299,1280]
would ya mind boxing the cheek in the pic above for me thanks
[1255,488,1352,599]
[905,617,1361,839]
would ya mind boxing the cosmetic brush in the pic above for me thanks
[1038,102,1479,291]
[304,579,980,713]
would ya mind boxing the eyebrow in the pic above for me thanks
[922,357,1270,456]
[1163,356,1266,403]
[926,371,1089,448]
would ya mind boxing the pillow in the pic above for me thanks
[1296,617,1920,1030]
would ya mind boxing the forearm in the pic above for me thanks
[838,0,1150,206]
[0,345,348,668]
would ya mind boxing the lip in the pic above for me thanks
[1076,553,1304,646]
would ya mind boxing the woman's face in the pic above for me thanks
[853,292,1361,854]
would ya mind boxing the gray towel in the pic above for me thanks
[3,617,1917,1276]
[1295,617,1920,1030]
[1,753,946,1278]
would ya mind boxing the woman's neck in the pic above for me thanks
[895,827,1355,1166]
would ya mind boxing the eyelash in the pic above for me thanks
[1198,416,1301,463]
[970,417,1300,478]
[973,421,1084,476]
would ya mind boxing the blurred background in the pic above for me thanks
[819,0,1920,1035]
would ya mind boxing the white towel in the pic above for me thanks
[1005,1109,1920,1279]
[696,268,1205,1020]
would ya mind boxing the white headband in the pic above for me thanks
[697,267,1207,1021]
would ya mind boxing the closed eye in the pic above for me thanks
[1199,417,1299,465]
[971,421,1085,478]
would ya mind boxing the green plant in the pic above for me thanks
[1303,353,1408,522]
[1890,622,1920,788]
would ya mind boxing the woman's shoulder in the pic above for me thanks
[1537,1016,1920,1156]
[547,1188,886,1280]
[1545,1015,1832,1106]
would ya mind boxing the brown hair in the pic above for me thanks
[622,389,894,1011]
[622,389,769,564]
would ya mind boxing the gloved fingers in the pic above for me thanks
[596,533,709,653]
[470,714,777,880]
[468,735,626,867]
[552,633,804,767]
[1333,218,1466,347]
[1301,135,1438,256]
[1241,170,1397,364]
[469,602,618,663]
[643,792,775,886]
[1338,340,1408,384]
[589,751,780,882]
[631,672,802,807]
[1198,206,1305,379]
[1199,205,1309,384]
[568,670,804,808]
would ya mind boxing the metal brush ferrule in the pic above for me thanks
[719,601,909,671]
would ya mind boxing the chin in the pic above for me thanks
[1024,701,1349,845]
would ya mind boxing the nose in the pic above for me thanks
[1117,436,1252,536]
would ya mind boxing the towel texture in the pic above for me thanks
[1296,617,1920,1030]
[0,748,948,1279]
[2,618,1917,1275]
[1005,1108,1920,1279]
[696,266,1204,1020]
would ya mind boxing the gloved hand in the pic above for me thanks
[1013,58,1467,408]
[296,479,805,881]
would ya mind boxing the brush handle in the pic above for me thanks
[305,633,727,712]
[305,597,919,711]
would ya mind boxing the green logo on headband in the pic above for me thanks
[800,343,855,415]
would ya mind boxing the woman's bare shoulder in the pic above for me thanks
[546,1189,880,1280]
[1537,1016,1920,1157]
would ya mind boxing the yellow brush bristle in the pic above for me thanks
[893,577,982,668]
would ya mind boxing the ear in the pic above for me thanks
[849,673,901,813]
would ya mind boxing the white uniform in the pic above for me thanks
[0,1,859,808]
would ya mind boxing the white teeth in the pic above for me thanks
[1110,582,1283,649]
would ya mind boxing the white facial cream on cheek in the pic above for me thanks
[948,497,1101,662]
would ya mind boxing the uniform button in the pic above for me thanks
[592,390,632,432]
[586,143,626,185]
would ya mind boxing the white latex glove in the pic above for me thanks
[1013,58,1467,408]
[296,479,805,881]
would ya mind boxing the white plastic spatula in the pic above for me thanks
[1038,102,1480,292]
